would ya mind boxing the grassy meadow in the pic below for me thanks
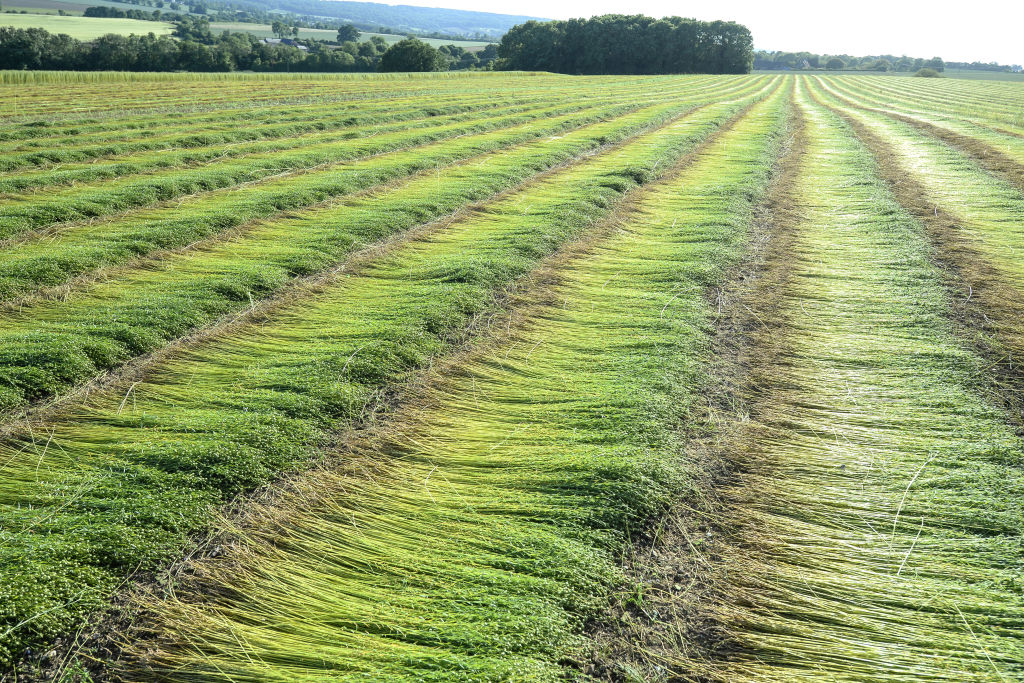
[0,11,173,37]
[0,70,1022,680]
[0,7,494,47]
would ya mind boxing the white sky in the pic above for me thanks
[376,0,1024,65]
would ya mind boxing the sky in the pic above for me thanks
[377,0,1024,65]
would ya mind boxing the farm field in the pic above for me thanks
[754,68,1024,82]
[0,71,1022,680]
[206,22,494,48]
[0,12,174,38]
[0,2,497,46]
[3,0,189,16]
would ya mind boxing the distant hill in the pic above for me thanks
[240,0,545,37]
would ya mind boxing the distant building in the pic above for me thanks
[261,38,309,51]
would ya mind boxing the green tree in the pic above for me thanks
[378,37,445,72]
[825,57,845,70]
[336,24,359,42]
[925,56,944,72]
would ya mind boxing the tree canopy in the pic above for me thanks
[496,15,753,75]
[0,21,498,73]
[378,37,445,72]
[336,24,360,43]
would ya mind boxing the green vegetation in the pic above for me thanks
[120,84,791,681]
[2,71,1024,681]
[692,83,1024,680]
[0,11,172,37]
[497,14,753,74]
[204,22,491,48]
[378,37,446,72]
[0,14,496,73]
[0,79,768,415]
[0,73,774,670]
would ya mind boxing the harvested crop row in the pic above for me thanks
[0,78,765,249]
[0,78,781,669]
[115,80,791,683]
[0,102,645,294]
[0,74,722,131]
[0,81,772,300]
[0,99,612,237]
[807,80,1024,295]
[690,81,1024,682]
[841,75,1024,133]
[0,99,577,192]
[0,94,732,413]
[0,72,654,122]
[0,91,537,159]
[0,72,562,119]
[815,77,1024,175]
[0,93,562,176]
[1,76,705,164]
[0,75,757,190]
[0,97,767,412]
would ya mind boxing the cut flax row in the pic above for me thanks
[0,97,701,412]
[825,75,1024,135]
[0,75,725,150]
[0,91,557,174]
[0,97,618,240]
[0,97,580,191]
[115,79,792,682]
[0,79,781,672]
[808,78,1024,296]
[814,77,1024,175]
[0,80,763,298]
[690,81,1024,681]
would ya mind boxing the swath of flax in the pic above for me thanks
[695,81,1024,682]
[0,95,736,415]
[0,78,780,671]
[813,77,1024,192]
[117,82,793,683]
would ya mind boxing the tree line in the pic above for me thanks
[496,14,753,74]
[0,18,498,72]
[754,50,1022,74]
